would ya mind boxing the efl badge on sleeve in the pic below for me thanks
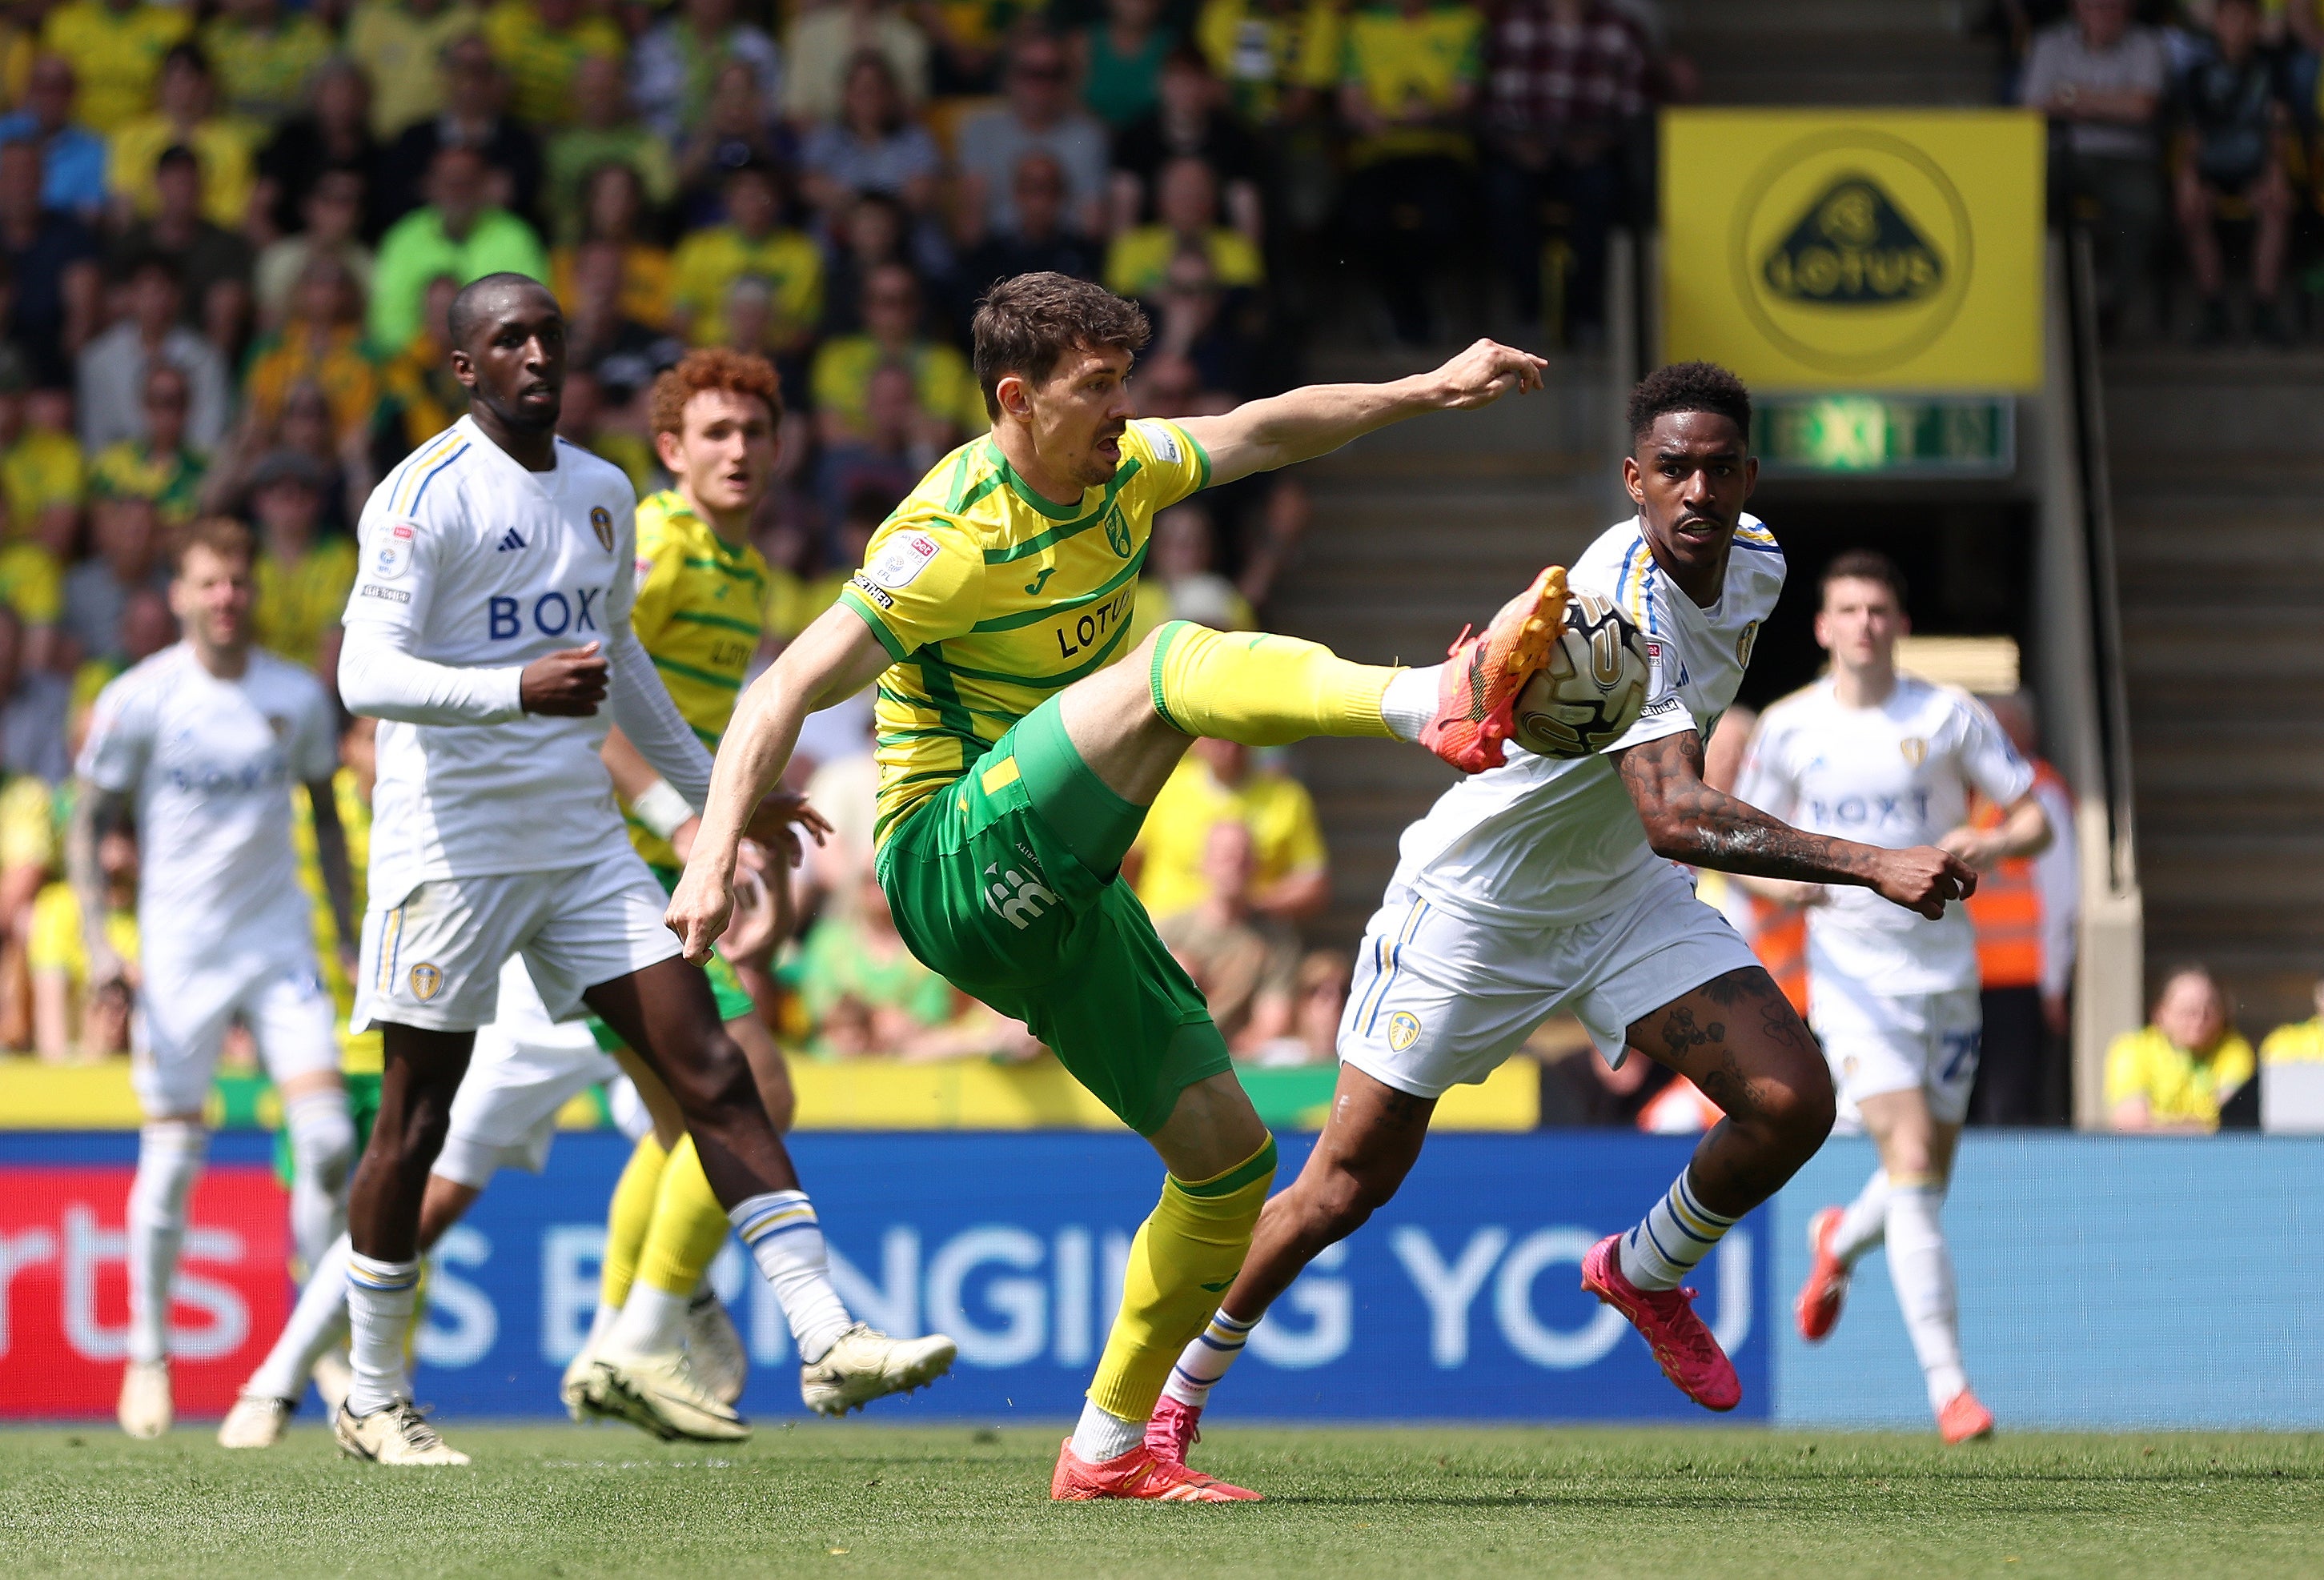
[591,506,615,552]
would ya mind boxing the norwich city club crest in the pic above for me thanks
[590,506,614,552]
[1103,503,1131,557]
[1731,129,1973,376]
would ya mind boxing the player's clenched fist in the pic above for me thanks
[520,642,609,715]
[664,862,733,964]
[1870,845,1980,920]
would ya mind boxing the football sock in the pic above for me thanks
[1082,1135,1276,1432]
[344,1250,421,1416]
[1160,1305,1259,1410]
[1832,1168,1892,1266]
[600,1133,670,1314]
[1070,1398,1146,1463]
[126,1120,207,1365]
[1149,622,1399,746]
[247,1233,351,1401]
[730,1190,853,1364]
[283,1090,356,1273]
[1885,1180,1970,1413]
[1379,664,1443,743]
[636,1136,739,1301]
[605,1282,692,1358]
[1617,1166,1739,1292]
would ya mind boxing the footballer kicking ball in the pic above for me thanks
[1510,591,1652,760]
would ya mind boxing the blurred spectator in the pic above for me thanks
[245,447,353,672]
[814,367,933,528]
[484,0,626,132]
[819,190,912,335]
[345,0,483,142]
[810,262,982,447]
[1142,240,1265,399]
[798,852,1037,1061]
[922,0,1045,97]
[547,58,677,241]
[1481,0,1647,344]
[1109,46,1265,238]
[560,239,681,399]
[799,51,942,225]
[0,604,68,781]
[957,33,1110,241]
[953,151,1101,318]
[1076,0,1178,130]
[64,495,163,661]
[108,144,255,355]
[87,359,203,527]
[107,43,258,233]
[28,822,135,1060]
[2020,0,2166,333]
[2107,963,2255,1131]
[1194,0,1342,127]
[1137,501,1252,632]
[549,163,672,327]
[2261,974,2324,1064]
[1131,735,1327,924]
[202,0,331,126]
[675,58,786,218]
[0,54,108,222]
[370,143,548,352]
[252,58,384,245]
[634,0,783,146]
[377,271,466,447]
[0,139,100,384]
[380,33,545,226]
[781,0,929,129]
[1157,819,1304,1053]
[253,166,375,331]
[39,0,191,138]
[553,364,652,491]
[670,159,821,354]
[1339,0,1485,345]
[78,254,229,453]
[2172,0,2294,345]
[1965,690,2078,1126]
[1106,154,1262,301]
[1,384,82,567]
[245,253,379,446]
[208,377,366,532]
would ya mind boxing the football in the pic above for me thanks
[1509,591,1652,759]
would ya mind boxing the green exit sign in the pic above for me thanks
[1754,395,2015,476]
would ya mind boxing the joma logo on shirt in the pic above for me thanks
[1052,584,1136,660]
[487,587,605,640]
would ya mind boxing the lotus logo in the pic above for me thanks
[1761,176,1942,306]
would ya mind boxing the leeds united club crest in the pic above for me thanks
[590,506,614,552]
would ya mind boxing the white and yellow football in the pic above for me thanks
[1509,591,1652,760]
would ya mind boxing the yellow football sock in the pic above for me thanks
[601,1133,669,1312]
[634,1135,732,1298]
[1149,622,1398,746]
[1086,1135,1278,1422]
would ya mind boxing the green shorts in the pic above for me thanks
[875,696,1231,1136]
[587,863,757,1051]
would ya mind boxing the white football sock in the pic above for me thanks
[344,1250,421,1417]
[126,1121,207,1365]
[283,1091,356,1273]
[604,1282,691,1359]
[1160,1306,1258,1410]
[1379,664,1441,743]
[1831,1168,1891,1266]
[1885,1182,1969,1413]
[1617,1167,1738,1292]
[729,1191,852,1365]
[1070,1398,1146,1462]
[247,1233,351,1401]
[580,1300,619,1357]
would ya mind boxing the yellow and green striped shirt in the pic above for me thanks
[836,419,1210,843]
[628,488,770,868]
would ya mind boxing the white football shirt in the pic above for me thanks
[342,417,644,899]
[78,644,339,971]
[1735,675,2033,996]
[1387,514,1785,930]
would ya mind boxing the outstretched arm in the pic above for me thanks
[1616,731,1978,921]
[1178,339,1548,487]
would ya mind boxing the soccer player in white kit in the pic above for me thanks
[1740,550,2049,1445]
[329,274,952,1466]
[75,518,359,1439]
[1143,367,1981,1481]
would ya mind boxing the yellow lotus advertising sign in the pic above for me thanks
[1662,110,2045,391]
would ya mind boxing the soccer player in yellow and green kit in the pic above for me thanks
[668,273,1566,1500]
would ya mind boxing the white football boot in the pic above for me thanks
[586,1350,750,1442]
[311,1349,354,1416]
[687,1291,748,1406]
[218,1392,294,1450]
[333,1401,470,1466]
[800,1325,957,1417]
[117,1360,172,1439]
[560,1339,601,1422]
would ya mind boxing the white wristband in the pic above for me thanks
[631,779,697,840]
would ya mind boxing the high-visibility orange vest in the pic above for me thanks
[1965,759,2067,990]
[1748,895,1810,1015]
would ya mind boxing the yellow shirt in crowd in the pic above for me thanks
[243,324,382,443]
[201,13,334,123]
[90,441,205,524]
[0,774,58,871]
[344,0,483,139]
[5,427,84,536]
[26,879,138,985]
[2105,1025,2258,1132]
[295,765,379,1075]
[2262,1016,2324,1064]
[809,335,989,440]
[1104,227,1265,301]
[1131,753,1327,921]
[1339,2,1484,166]
[0,541,60,625]
[41,0,191,135]
[255,539,358,672]
[1197,0,1343,121]
[107,113,261,229]
[670,225,824,349]
[484,0,626,130]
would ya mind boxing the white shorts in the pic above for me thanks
[435,956,622,1189]
[352,858,681,1034]
[1341,861,1762,1099]
[133,955,341,1117]
[1810,977,1982,1129]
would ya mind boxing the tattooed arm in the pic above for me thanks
[1614,731,1977,921]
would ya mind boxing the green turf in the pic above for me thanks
[4,1422,2321,1578]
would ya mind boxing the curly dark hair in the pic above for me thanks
[1627,360,1752,447]
[971,272,1150,419]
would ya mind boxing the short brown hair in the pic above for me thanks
[971,272,1149,419]
[1819,547,1907,609]
[648,347,784,437]
[173,515,253,575]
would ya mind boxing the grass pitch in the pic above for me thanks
[4,1422,2320,1578]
